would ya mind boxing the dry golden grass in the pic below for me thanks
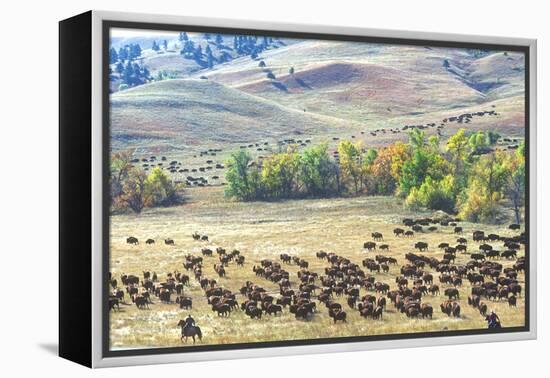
[109,187,525,350]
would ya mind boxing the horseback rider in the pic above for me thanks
[486,310,501,329]
[183,314,195,333]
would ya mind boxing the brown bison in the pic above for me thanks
[444,288,459,300]
[126,236,139,245]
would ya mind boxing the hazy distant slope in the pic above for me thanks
[194,41,524,122]
[456,52,525,99]
[110,79,358,150]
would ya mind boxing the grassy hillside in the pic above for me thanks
[110,37,525,152]
[110,79,359,151]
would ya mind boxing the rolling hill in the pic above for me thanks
[110,36,525,152]
[197,41,524,123]
[110,79,359,151]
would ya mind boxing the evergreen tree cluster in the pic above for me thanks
[110,44,142,64]
[179,32,279,69]
[109,43,151,90]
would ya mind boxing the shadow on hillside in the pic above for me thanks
[271,81,288,92]
[295,77,313,90]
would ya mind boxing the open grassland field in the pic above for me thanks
[109,190,525,349]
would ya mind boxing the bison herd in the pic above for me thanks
[112,213,525,342]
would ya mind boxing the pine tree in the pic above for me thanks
[118,46,128,61]
[206,46,214,68]
[289,67,295,75]
[194,45,203,61]
[115,62,124,74]
[216,34,223,45]
[163,40,168,50]
[129,44,141,60]
[204,33,211,41]
[152,41,160,51]
[109,47,118,64]
[123,61,134,85]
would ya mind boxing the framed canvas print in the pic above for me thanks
[59,10,537,368]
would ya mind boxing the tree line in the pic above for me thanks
[179,32,279,69]
[110,152,183,214]
[224,129,525,224]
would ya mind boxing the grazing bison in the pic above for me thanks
[145,239,155,245]
[372,306,383,320]
[109,297,120,311]
[134,295,149,309]
[473,231,485,242]
[421,304,433,319]
[478,302,488,315]
[266,304,283,315]
[177,296,193,309]
[246,306,262,319]
[126,236,139,245]
[165,238,175,245]
[440,300,460,317]
[501,250,517,259]
[213,303,231,316]
[444,288,459,300]
[371,232,383,241]
[363,242,376,251]
[414,242,428,251]
[480,244,493,252]
[329,308,347,323]
[470,253,485,261]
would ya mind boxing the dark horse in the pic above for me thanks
[177,320,202,343]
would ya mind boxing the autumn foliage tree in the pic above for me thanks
[110,152,183,214]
